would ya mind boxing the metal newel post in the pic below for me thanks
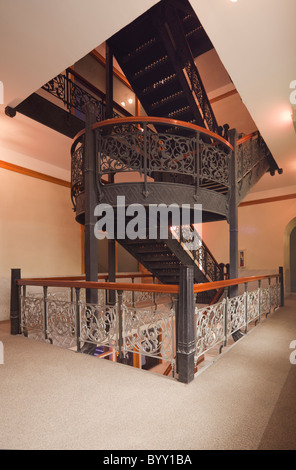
[118,290,123,360]
[223,297,228,347]
[195,131,200,197]
[143,122,148,197]
[10,268,21,335]
[75,288,81,353]
[228,129,239,298]
[244,282,248,333]
[268,277,271,315]
[83,102,99,306]
[43,286,48,341]
[176,265,195,384]
[279,266,284,307]
[258,279,261,322]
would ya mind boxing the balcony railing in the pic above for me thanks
[71,116,234,210]
[11,268,283,383]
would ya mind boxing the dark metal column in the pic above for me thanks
[176,265,195,384]
[105,43,116,304]
[105,42,113,120]
[84,102,98,305]
[10,268,21,335]
[228,129,238,298]
[279,266,284,307]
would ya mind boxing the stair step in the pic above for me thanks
[141,253,176,263]
[121,36,160,64]
[140,74,179,98]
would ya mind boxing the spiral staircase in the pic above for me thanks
[6,0,281,305]
[69,0,280,305]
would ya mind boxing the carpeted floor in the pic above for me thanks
[0,296,296,450]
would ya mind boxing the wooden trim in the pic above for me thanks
[90,49,133,91]
[0,160,70,188]
[239,193,296,207]
[209,88,238,105]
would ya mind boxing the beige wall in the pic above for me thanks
[0,169,81,321]
[202,196,296,293]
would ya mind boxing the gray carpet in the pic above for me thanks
[0,296,296,450]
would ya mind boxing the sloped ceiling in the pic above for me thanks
[190,0,296,193]
[0,0,159,107]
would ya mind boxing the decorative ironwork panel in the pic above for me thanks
[42,74,67,104]
[227,294,245,335]
[194,300,225,361]
[148,133,195,175]
[270,283,279,309]
[71,144,84,192]
[47,300,76,339]
[184,61,218,133]
[122,306,175,362]
[98,127,144,175]
[42,73,105,119]
[200,144,230,186]
[260,287,270,315]
[21,296,44,332]
[237,133,268,183]
[80,303,118,348]
[247,290,259,323]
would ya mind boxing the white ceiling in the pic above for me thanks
[0,0,295,194]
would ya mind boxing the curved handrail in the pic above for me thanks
[73,116,233,151]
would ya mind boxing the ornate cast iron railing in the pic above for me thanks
[236,132,270,183]
[42,70,106,120]
[184,60,219,134]
[12,269,283,382]
[70,116,233,210]
[41,69,128,122]
[193,275,281,365]
[171,224,223,283]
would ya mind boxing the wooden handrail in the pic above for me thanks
[17,273,279,295]
[193,274,279,294]
[21,272,154,282]
[16,279,178,294]
[237,132,258,146]
[73,116,234,151]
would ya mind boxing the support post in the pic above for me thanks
[105,43,113,119]
[10,268,21,335]
[279,266,284,307]
[108,238,116,305]
[84,102,98,306]
[228,129,238,298]
[176,266,195,384]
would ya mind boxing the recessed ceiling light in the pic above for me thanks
[230,0,238,2]
[128,98,133,104]
[121,101,126,107]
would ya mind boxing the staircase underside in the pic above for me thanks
[14,93,84,139]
